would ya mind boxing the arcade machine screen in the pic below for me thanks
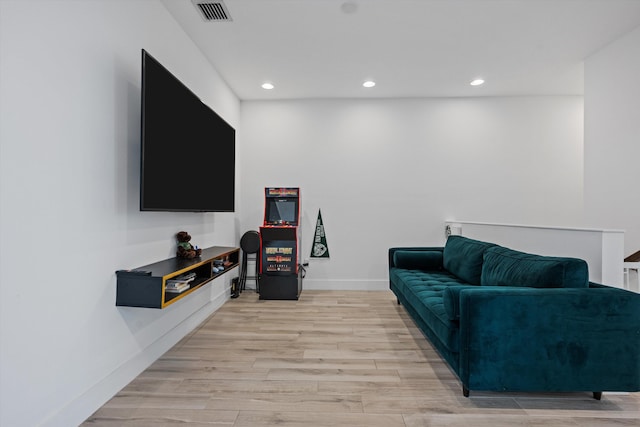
[266,198,298,225]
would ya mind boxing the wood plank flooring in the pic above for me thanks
[82,290,640,426]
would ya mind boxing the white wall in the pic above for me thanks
[240,97,584,290]
[0,1,240,426]
[584,26,640,257]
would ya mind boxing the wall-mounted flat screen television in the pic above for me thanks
[140,49,235,212]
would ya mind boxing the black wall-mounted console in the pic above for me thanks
[116,246,239,308]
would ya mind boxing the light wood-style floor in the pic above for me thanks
[82,290,640,426]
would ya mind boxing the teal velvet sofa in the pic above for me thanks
[389,235,640,399]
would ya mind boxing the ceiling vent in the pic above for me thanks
[192,0,232,22]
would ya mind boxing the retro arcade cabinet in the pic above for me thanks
[259,187,303,300]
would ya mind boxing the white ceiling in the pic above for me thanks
[162,0,640,100]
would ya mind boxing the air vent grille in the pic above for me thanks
[192,0,232,22]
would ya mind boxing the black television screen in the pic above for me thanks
[140,49,235,212]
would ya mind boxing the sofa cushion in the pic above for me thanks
[393,250,443,270]
[443,236,496,285]
[390,268,467,297]
[402,280,460,353]
[481,246,589,288]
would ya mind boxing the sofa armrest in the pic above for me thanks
[389,247,443,269]
[443,285,475,320]
[458,286,640,393]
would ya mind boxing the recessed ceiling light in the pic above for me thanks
[363,80,376,88]
[261,82,274,90]
[470,79,485,86]
[341,1,358,14]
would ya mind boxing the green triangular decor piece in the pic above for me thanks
[310,209,330,258]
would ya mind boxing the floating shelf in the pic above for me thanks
[116,246,239,308]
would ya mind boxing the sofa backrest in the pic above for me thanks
[443,236,496,285]
[481,246,589,288]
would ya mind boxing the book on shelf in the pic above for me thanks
[167,272,196,286]
[166,279,191,287]
[165,282,191,293]
[169,272,196,281]
[166,279,194,286]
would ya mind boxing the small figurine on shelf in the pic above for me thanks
[176,231,202,259]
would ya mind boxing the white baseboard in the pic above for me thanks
[45,287,230,427]
[302,279,389,291]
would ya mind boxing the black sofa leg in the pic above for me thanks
[593,392,602,400]
[397,298,401,305]
[463,386,469,397]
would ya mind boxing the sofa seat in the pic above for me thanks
[389,268,466,295]
[390,268,468,353]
